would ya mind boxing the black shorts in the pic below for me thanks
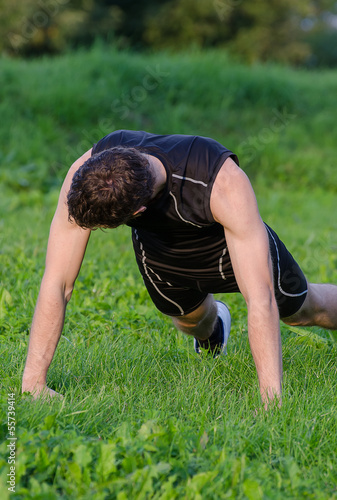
[132,224,308,318]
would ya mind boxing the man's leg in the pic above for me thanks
[281,282,337,329]
[171,294,231,356]
[171,293,218,340]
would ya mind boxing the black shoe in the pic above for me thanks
[194,301,231,357]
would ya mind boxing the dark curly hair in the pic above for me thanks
[67,147,155,229]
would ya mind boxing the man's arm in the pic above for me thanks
[210,157,282,406]
[22,149,92,398]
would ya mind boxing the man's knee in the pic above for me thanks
[171,294,217,338]
[281,283,322,326]
[172,304,212,332]
[281,310,310,326]
[173,315,199,331]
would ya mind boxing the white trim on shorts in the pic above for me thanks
[265,224,308,298]
[219,247,227,281]
[134,230,185,315]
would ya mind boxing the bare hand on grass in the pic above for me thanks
[22,384,64,400]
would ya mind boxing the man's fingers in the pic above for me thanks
[22,386,64,400]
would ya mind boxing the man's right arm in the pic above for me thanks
[22,149,92,398]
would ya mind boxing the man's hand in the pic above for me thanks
[22,382,63,400]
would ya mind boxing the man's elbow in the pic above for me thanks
[39,271,75,306]
[64,285,74,303]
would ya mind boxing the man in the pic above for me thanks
[22,130,337,407]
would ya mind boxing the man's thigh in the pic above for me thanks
[132,228,239,316]
[138,267,208,316]
[131,224,308,319]
[265,224,308,318]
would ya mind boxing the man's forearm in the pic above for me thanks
[22,283,68,392]
[247,300,282,405]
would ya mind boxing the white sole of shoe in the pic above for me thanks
[215,301,231,355]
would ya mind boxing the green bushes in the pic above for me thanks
[1,45,337,193]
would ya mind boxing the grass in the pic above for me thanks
[0,45,337,498]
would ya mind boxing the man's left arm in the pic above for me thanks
[210,158,282,406]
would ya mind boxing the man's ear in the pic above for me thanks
[133,206,147,216]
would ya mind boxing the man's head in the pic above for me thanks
[67,147,155,229]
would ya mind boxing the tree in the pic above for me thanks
[0,0,122,56]
[143,0,313,64]
[1,0,336,66]
[227,0,313,64]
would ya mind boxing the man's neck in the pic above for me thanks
[146,154,167,199]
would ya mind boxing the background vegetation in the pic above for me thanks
[1,45,337,193]
[0,45,336,498]
[1,0,337,66]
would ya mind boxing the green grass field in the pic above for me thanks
[0,46,337,499]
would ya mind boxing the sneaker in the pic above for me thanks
[194,301,231,357]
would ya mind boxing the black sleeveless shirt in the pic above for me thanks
[92,130,238,271]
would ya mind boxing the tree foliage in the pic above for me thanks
[144,0,313,64]
[0,0,336,66]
